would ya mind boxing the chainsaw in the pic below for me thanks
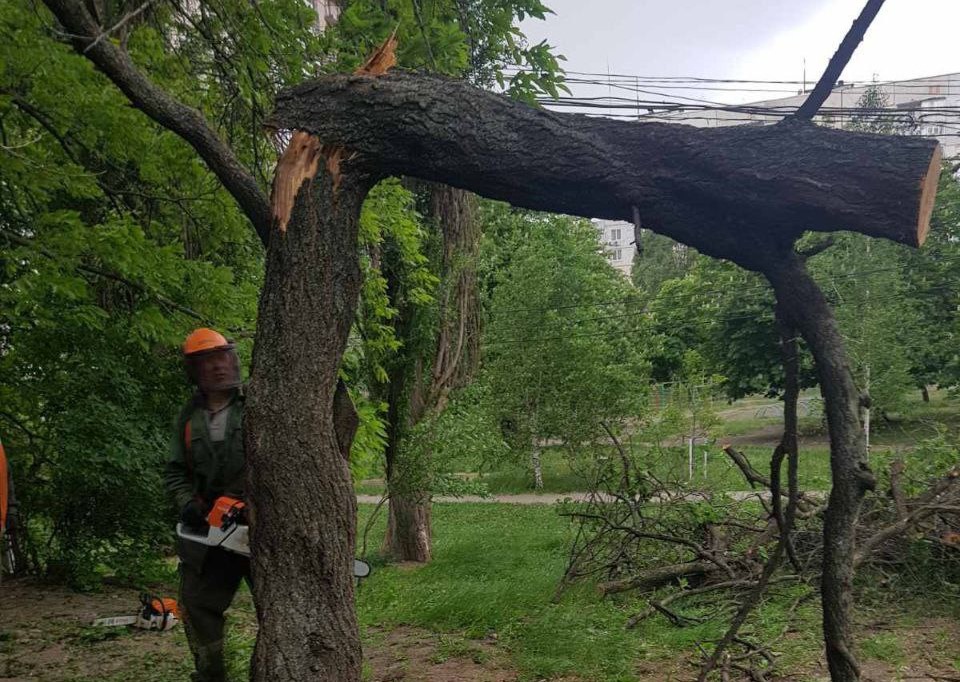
[92,593,179,630]
[176,496,372,579]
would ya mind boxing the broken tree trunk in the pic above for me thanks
[270,72,941,270]
[246,160,375,681]
[271,71,940,682]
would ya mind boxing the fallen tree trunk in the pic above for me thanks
[270,71,941,271]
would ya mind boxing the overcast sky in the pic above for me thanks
[521,0,960,104]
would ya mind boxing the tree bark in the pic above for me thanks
[531,448,544,490]
[246,163,375,681]
[385,491,432,563]
[765,253,875,682]
[271,71,941,270]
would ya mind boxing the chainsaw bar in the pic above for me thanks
[92,615,138,627]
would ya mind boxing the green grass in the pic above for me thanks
[440,444,838,496]
[357,503,645,680]
[355,502,825,681]
[859,632,906,665]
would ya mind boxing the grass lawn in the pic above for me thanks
[5,502,959,681]
[355,502,828,681]
[354,388,960,498]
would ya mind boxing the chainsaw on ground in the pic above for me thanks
[92,593,179,630]
[176,496,372,579]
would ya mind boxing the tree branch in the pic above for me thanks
[272,71,940,270]
[40,0,272,246]
[854,468,960,567]
[793,0,887,121]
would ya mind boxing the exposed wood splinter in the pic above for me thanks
[356,29,398,76]
[270,130,322,233]
[269,32,399,231]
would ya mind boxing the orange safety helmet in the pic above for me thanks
[182,328,241,392]
[182,328,234,357]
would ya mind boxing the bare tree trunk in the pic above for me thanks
[766,253,876,682]
[246,166,374,681]
[385,492,432,562]
[531,448,544,490]
[381,366,433,563]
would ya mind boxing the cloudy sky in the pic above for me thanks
[521,0,960,104]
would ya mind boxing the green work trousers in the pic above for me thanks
[179,548,251,682]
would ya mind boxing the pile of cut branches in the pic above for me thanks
[558,414,959,680]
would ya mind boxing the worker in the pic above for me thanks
[164,328,247,682]
[0,436,17,576]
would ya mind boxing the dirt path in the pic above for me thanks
[0,579,523,682]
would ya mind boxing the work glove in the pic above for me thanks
[180,498,209,529]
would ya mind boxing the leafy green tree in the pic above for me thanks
[899,168,960,395]
[0,0,264,585]
[482,207,649,487]
[807,234,917,417]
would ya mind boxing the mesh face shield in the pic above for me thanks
[184,346,242,393]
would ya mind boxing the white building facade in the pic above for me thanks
[309,0,340,30]
[651,73,960,158]
[594,219,635,277]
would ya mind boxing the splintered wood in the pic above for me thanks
[356,30,398,76]
[271,131,322,233]
[269,32,398,232]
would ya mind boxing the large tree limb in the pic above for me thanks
[271,71,940,270]
[599,560,716,596]
[40,0,272,246]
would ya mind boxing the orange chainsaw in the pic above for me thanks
[176,496,371,579]
[92,593,180,630]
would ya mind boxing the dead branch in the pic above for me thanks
[599,561,716,597]
[722,445,770,489]
[626,575,800,629]
[855,468,960,568]
[699,314,802,680]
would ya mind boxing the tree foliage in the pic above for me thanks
[480,206,649,466]
[0,0,266,585]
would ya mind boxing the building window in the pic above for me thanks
[611,228,622,240]
[613,249,622,261]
